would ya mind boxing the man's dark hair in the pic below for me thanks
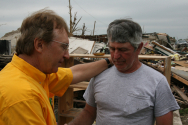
[16,9,69,55]
[107,19,142,50]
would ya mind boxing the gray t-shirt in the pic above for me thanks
[83,64,180,125]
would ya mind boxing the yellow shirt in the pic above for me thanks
[0,55,73,125]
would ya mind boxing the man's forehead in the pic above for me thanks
[53,29,68,37]
[53,28,64,34]
[109,42,130,47]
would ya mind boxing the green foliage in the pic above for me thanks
[179,108,188,116]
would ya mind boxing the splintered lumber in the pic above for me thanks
[171,85,188,105]
[174,66,188,72]
[141,61,164,73]
[172,73,188,86]
[176,99,187,105]
[142,61,188,86]
[151,41,178,55]
[171,68,188,86]
[174,95,184,101]
[174,61,188,68]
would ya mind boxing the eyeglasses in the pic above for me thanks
[53,40,69,50]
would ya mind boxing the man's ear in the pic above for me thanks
[136,42,143,54]
[33,38,44,53]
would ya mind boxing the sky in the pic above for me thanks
[0,0,188,39]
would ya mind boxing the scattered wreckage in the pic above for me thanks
[1,32,188,124]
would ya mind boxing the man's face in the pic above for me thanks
[42,28,69,74]
[109,41,140,73]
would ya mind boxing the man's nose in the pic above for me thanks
[113,50,120,59]
[63,50,70,59]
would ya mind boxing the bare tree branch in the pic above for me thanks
[72,16,82,32]
[68,0,82,35]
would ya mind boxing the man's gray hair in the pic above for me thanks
[107,19,142,50]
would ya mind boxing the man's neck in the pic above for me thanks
[18,54,41,71]
[118,60,142,74]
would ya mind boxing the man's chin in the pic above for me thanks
[58,63,62,67]
[115,65,129,72]
[53,68,59,73]
[48,67,58,74]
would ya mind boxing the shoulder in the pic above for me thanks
[55,68,73,81]
[89,66,115,86]
[131,64,168,89]
[94,66,114,79]
[0,66,40,109]
[141,64,165,79]
[57,68,73,77]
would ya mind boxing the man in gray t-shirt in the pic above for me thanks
[68,19,180,125]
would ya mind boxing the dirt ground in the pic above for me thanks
[181,114,188,125]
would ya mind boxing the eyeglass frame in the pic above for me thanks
[52,40,69,51]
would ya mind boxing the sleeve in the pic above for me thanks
[83,77,96,107]
[154,77,180,117]
[0,99,47,125]
[48,68,73,97]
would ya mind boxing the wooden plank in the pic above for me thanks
[151,41,176,54]
[172,85,188,104]
[163,56,171,85]
[172,73,188,86]
[69,54,169,60]
[176,99,187,105]
[70,54,110,58]
[73,99,86,103]
[174,95,184,101]
[174,66,188,72]
[174,61,188,68]
[90,41,96,54]
[141,61,164,73]
[59,108,83,118]
[58,57,74,124]
[69,82,89,90]
[58,88,74,124]
[139,55,169,60]
[73,88,85,91]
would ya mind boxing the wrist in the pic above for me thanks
[105,58,112,68]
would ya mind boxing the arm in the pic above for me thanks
[1,99,46,125]
[68,103,96,125]
[156,111,173,125]
[70,58,112,84]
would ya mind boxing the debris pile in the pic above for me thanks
[1,32,188,121]
[140,33,188,109]
[0,55,12,70]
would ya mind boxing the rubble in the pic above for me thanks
[1,32,188,124]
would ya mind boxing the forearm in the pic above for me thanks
[68,108,96,125]
[70,58,112,84]
[156,111,173,125]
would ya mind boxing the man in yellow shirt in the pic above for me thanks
[0,9,112,125]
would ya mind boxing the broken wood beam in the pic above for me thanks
[171,73,188,86]
[171,84,188,105]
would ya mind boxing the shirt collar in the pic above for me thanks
[11,54,47,83]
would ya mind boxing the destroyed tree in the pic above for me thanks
[93,21,96,36]
[81,23,87,36]
[68,0,82,36]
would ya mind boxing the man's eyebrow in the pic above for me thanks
[109,46,127,49]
